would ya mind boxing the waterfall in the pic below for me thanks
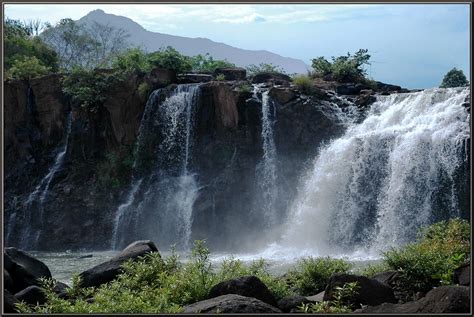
[17,111,73,249]
[282,87,470,255]
[112,84,201,250]
[253,85,279,227]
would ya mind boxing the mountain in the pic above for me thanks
[77,9,310,74]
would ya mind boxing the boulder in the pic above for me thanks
[335,83,370,95]
[182,294,282,313]
[208,275,278,307]
[5,269,14,292]
[4,247,52,292]
[306,291,325,302]
[324,273,397,307]
[177,73,214,84]
[374,81,402,93]
[15,285,47,306]
[269,87,297,105]
[79,240,160,288]
[452,262,470,286]
[4,290,19,313]
[54,281,71,299]
[145,67,176,87]
[278,295,312,313]
[373,271,398,286]
[354,93,376,108]
[252,72,291,85]
[213,67,246,81]
[355,286,469,313]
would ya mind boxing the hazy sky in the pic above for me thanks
[4,3,470,88]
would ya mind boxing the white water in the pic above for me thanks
[253,85,279,227]
[276,87,470,256]
[17,112,73,249]
[112,85,201,250]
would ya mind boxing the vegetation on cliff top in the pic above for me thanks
[440,68,469,88]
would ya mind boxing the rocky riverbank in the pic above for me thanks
[4,238,470,314]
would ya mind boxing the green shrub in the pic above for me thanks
[292,74,314,94]
[383,218,470,299]
[286,257,352,296]
[190,53,235,73]
[299,281,359,313]
[440,68,469,88]
[311,49,371,83]
[148,46,192,73]
[96,149,134,190]
[6,56,51,80]
[215,74,225,81]
[137,81,151,100]
[246,63,286,76]
[357,261,391,278]
[112,48,151,74]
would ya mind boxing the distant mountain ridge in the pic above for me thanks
[77,9,310,74]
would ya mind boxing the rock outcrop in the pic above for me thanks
[208,276,278,307]
[182,294,282,313]
[355,286,470,313]
[79,240,160,288]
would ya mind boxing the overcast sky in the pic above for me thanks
[4,3,470,89]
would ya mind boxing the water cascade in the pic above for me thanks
[112,84,201,250]
[15,111,73,249]
[252,85,279,227]
[282,88,470,255]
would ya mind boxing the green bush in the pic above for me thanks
[286,257,352,296]
[440,68,469,88]
[6,56,51,80]
[215,74,225,81]
[17,241,292,313]
[190,53,235,73]
[137,81,151,100]
[292,74,314,94]
[246,63,286,76]
[96,149,134,190]
[148,46,192,73]
[299,282,359,313]
[112,48,151,74]
[383,218,470,300]
[311,49,371,83]
[357,261,391,278]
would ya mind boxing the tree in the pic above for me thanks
[440,68,469,88]
[7,56,51,80]
[3,18,58,73]
[147,46,192,73]
[41,19,129,70]
[311,49,371,82]
[246,63,286,76]
[190,53,235,73]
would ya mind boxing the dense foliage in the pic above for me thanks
[439,68,469,88]
[246,62,286,76]
[4,18,58,78]
[292,74,314,94]
[383,218,470,300]
[285,257,352,296]
[311,49,371,82]
[190,53,235,73]
[299,281,360,313]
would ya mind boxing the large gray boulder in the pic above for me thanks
[324,273,397,307]
[182,294,282,313]
[4,247,52,293]
[278,295,312,313]
[355,286,470,313]
[4,290,19,313]
[453,262,470,286]
[14,285,47,306]
[79,240,160,288]
[208,275,277,307]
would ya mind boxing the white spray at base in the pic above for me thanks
[112,85,201,250]
[244,87,469,261]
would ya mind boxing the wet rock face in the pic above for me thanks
[3,74,349,251]
[182,294,282,313]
